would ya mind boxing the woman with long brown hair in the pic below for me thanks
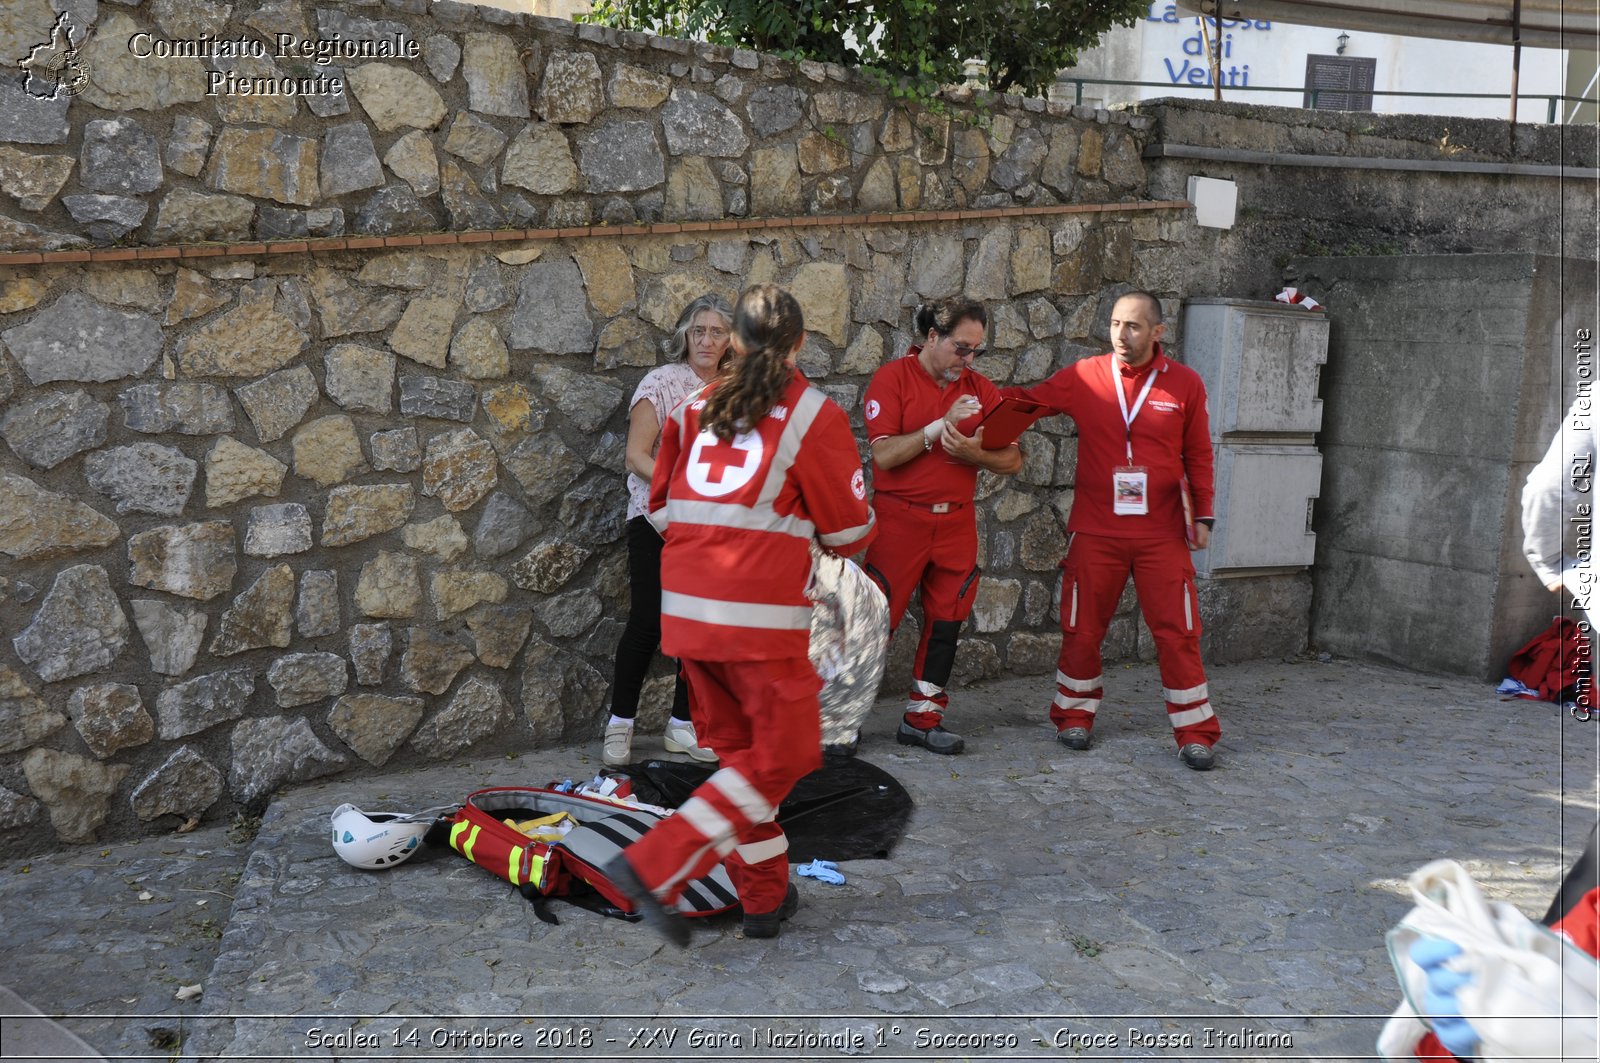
[604,284,876,944]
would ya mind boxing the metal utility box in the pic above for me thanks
[1181,298,1328,578]
[1182,298,1328,438]
[1200,444,1322,572]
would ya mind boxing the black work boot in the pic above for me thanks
[741,882,800,939]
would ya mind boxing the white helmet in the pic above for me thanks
[330,803,435,869]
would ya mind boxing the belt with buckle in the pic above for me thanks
[884,495,967,514]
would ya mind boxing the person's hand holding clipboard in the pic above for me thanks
[957,396,1048,450]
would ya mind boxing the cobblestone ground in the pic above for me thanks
[2,657,1595,1063]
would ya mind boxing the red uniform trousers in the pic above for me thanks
[621,656,821,916]
[863,495,980,728]
[1051,532,1221,748]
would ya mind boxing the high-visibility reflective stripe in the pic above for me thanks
[755,387,826,505]
[661,590,812,630]
[507,845,525,886]
[709,767,773,825]
[679,795,736,846]
[663,498,816,539]
[452,822,480,864]
[1163,682,1209,704]
[819,516,875,546]
[735,835,789,864]
[1167,702,1215,728]
[1053,690,1101,716]
[528,851,545,888]
[1056,670,1103,693]
[913,678,944,698]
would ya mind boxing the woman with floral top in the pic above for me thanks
[600,293,732,767]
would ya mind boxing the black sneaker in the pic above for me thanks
[742,881,800,939]
[896,720,964,755]
[1057,727,1091,751]
[1179,743,1216,772]
[602,856,689,948]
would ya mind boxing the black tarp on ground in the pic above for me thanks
[621,756,913,862]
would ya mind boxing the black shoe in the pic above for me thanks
[822,730,859,758]
[742,882,800,939]
[896,720,964,755]
[1057,727,1091,751]
[602,856,689,948]
[1179,743,1216,772]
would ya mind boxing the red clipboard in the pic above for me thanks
[960,396,1048,450]
[1180,477,1198,548]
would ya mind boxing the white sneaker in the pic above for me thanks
[662,721,717,763]
[602,723,633,767]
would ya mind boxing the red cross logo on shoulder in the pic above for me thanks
[685,428,763,497]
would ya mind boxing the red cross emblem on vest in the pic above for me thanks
[685,428,762,498]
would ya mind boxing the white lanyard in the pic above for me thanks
[1110,357,1158,464]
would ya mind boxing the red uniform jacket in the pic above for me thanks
[649,370,876,661]
[1005,346,1215,539]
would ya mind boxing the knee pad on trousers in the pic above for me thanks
[921,619,964,687]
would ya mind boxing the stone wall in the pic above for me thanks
[0,0,1150,249]
[0,210,1213,855]
[0,0,1220,856]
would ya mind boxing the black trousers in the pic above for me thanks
[606,516,689,721]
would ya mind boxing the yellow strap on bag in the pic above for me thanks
[505,811,576,842]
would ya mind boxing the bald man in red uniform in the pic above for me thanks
[1006,290,1221,771]
[862,297,1023,755]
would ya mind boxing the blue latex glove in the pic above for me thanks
[1409,937,1481,1058]
[797,859,845,885]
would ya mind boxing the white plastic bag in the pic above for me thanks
[1378,859,1599,1062]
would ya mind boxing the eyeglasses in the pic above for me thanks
[950,342,986,359]
[691,326,730,342]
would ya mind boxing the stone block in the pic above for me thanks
[128,521,236,601]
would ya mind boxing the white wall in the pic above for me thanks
[1063,1,1571,122]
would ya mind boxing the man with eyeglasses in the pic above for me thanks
[1004,290,1221,771]
[859,296,1023,755]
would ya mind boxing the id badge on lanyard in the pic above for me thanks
[1113,466,1149,515]
[1111,359,1158,517]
